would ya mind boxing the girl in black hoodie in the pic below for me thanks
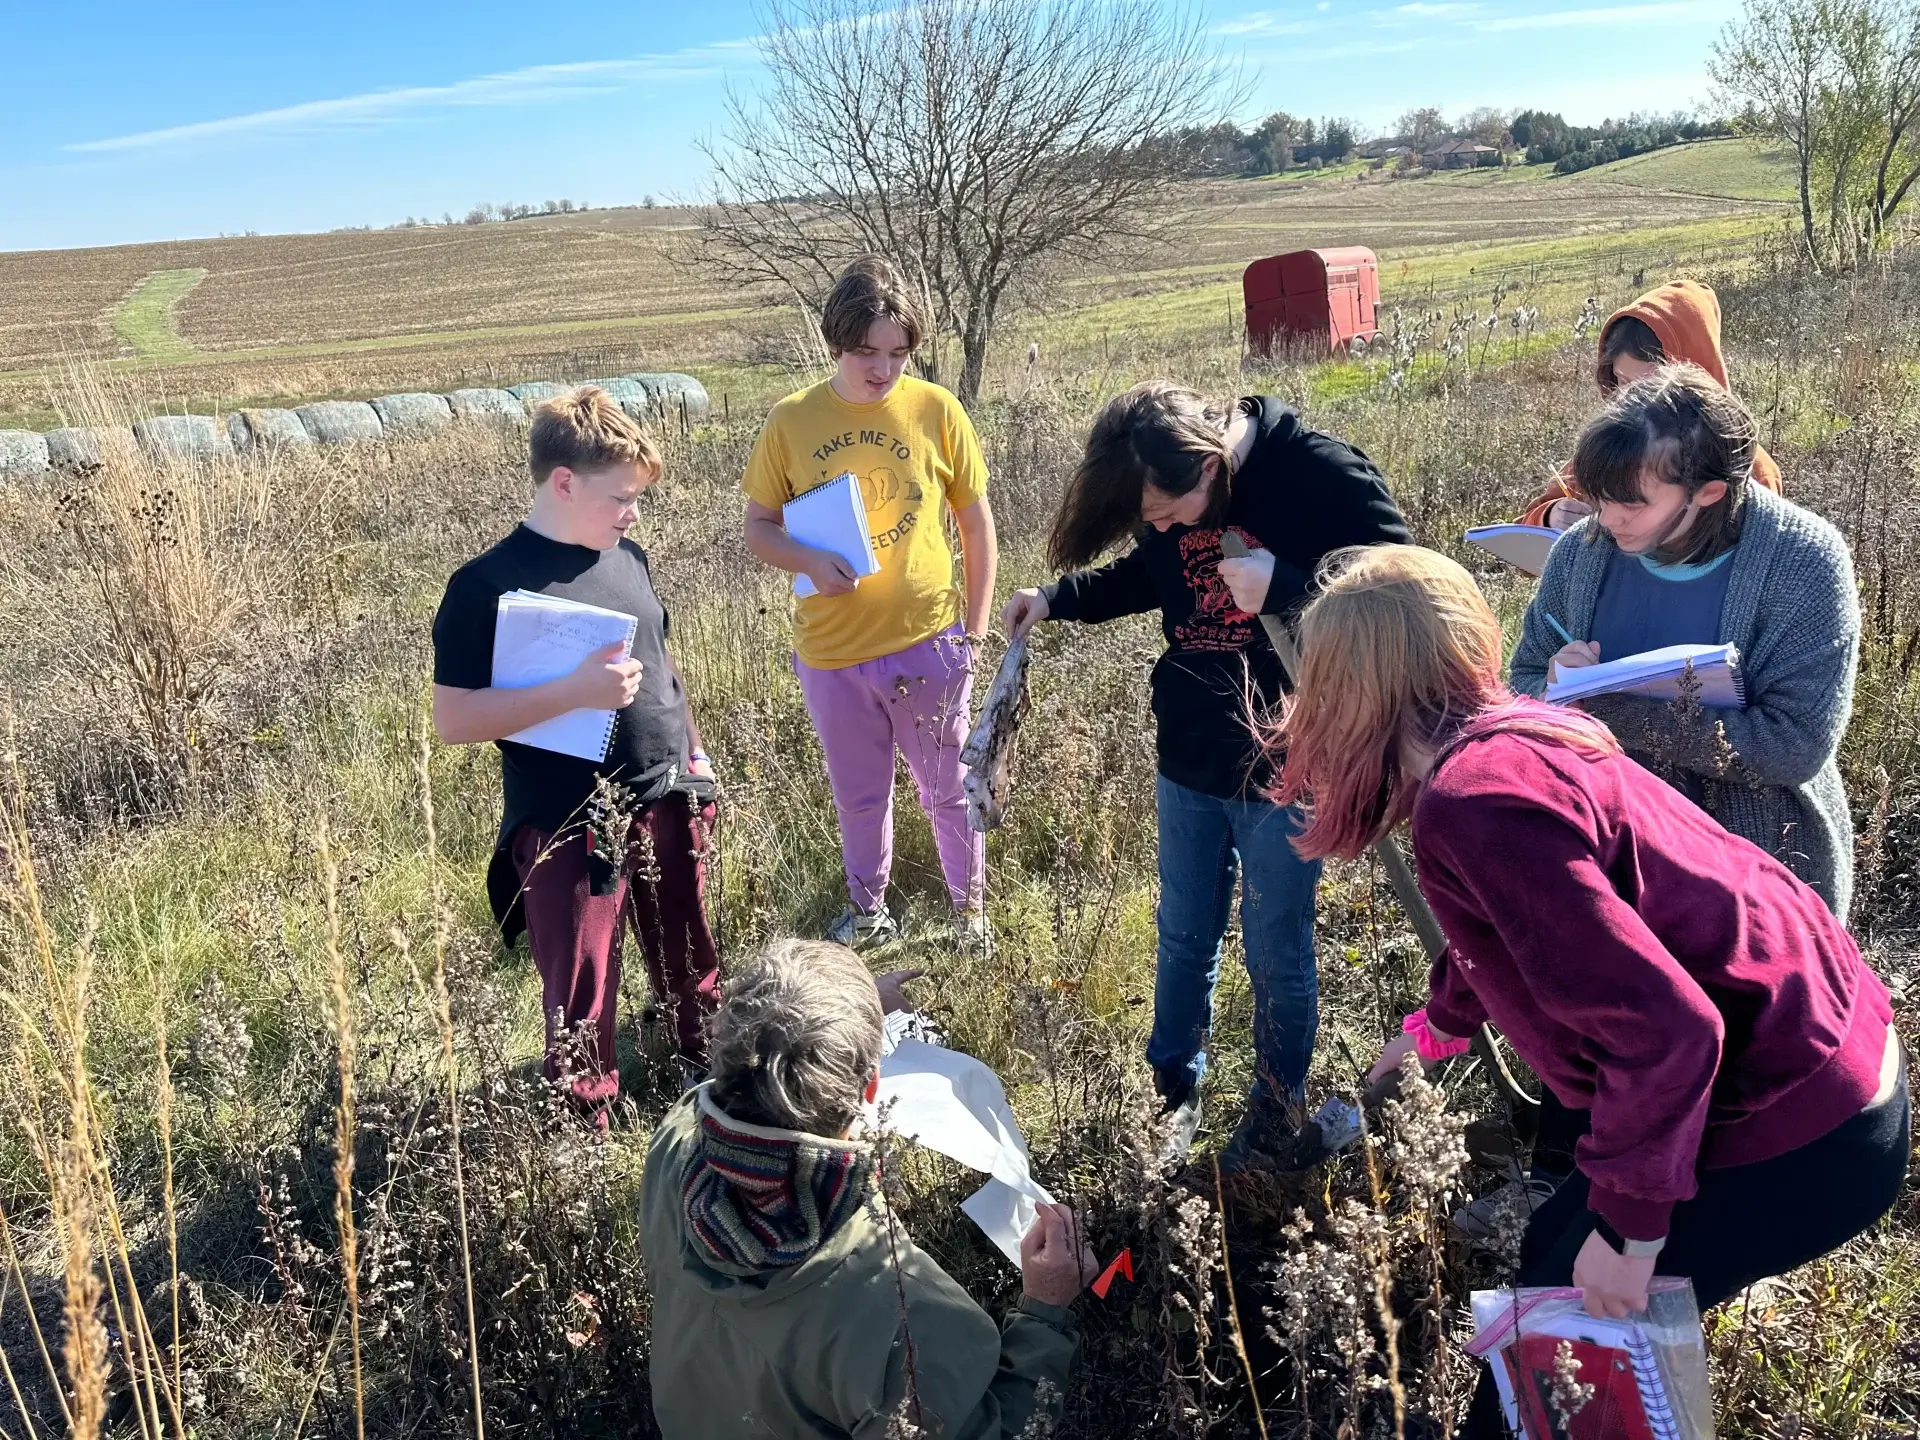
[1003,381,1408,1168]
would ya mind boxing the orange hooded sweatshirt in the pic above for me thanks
[1518,279,1783,527]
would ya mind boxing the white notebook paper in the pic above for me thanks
[1545,642,1744,709]
[785,472,880,597]
[1465,523,1559,577]
[490,590,639,761]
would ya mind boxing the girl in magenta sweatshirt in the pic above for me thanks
[1270,544,1907,1434]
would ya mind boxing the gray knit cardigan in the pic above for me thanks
[1510,482,1860,919]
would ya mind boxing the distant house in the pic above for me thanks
[1422,137,1501,170]
[1359,139,1408,159]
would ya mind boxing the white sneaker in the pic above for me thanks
[953,909,993,955]
[825,903,898,949]
[1450,1174,1561,1243]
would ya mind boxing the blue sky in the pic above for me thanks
[0,0,1740,253]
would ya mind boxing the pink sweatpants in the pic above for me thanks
[795,625,984,913]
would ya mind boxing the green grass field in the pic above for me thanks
[109,267,206,362]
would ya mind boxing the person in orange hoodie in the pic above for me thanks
[1518,279,1782,529]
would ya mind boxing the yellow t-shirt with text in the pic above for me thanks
[743,375,988,669]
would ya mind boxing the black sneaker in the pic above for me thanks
[1218,1097,1312,1173]
[1158,1086,1204,1166]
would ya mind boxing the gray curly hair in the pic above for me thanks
[707,939,884,1137]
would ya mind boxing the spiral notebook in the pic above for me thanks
[1544,643,1744,709]
[490,590,638,761]
[785,472,880,597]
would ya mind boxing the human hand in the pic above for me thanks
[1572,1228,1657,1319]
[1001,588,1050,639]
[688,751,716,781]
[1547,497,1594,530]
[804,550,860,597]
[874,968,924,1015]
[565,643,644,710]
[1020,1203,1098,1307]
[1217,548,1276,613]
[1548,640,1601,685]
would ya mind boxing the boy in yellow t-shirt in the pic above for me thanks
[743,256,998,948]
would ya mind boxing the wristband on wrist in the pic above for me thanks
[690,749,711,764]
[1402,1008,1472,1063]
[1592,1215,1667,1259]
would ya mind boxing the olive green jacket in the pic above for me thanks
[639,1091,1080,1437]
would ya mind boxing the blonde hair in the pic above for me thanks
[528,386,661,487]
[707,939,883,1136]
[1272,545,1617,860]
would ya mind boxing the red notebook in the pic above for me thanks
[1502,1333,1659,1440]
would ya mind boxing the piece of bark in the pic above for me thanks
[961,635,1031,832]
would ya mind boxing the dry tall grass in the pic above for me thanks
[0,241,1914,1438]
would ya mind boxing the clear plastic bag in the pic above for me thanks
[1467,1280,1715,1440]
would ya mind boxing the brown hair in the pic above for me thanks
[1596,313,1665,393]
[1046,382,1234,570]
[1271,546,1618,861]
[528,386,661,487]
[819,255,928,356]
[1572,363,1753,567]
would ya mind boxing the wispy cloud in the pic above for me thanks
[1216,10,1324,35]
[1474,0,1720,31]
[67,44,753,154]
[1394,2,1481,14]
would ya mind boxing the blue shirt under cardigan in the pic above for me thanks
[1588,547,1738,662]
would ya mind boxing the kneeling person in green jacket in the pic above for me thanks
[640,939,1093,1437]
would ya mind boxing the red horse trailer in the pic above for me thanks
[1243,247,1381,356]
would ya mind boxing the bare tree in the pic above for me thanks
[1456,106,1513,149]
[1394,106,1448,149]
[1714,0,1920,269]
[698,0,1229,405]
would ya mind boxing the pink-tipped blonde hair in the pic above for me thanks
[1272,545,1617,861]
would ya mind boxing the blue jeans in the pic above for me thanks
[1148,774,1322,1109]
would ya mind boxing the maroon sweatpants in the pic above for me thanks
[511,793,721,1112]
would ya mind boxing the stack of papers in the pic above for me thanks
[785,472,880,597]
[1466,523,1560,577]
[1544,643,1744,709]
[491,590,639,761]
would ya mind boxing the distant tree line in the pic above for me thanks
[1513,110,1735,173]
[387,200,590,230]
[1162,114,1365,176]
[1158,105,1730,179]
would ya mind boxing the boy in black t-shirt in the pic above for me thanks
[432,387,719,1123]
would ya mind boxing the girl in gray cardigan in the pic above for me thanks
[1511,365,1859,919]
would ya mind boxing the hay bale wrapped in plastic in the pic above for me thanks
[445,388,527,425]
[629,372,711,424]
[46,426,128,472]
[581,377,653,422]
[506,381,569,408]
[134,414,230,463]
[370,392,452,439]
[295,400,383,446]
[0,431,50,479]
[227,409,313,452]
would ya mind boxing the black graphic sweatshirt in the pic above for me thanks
[1044,397,1410,798]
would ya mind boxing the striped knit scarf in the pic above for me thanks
[682,1092,874,1271]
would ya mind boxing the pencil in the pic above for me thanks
[1543,612,1577,647]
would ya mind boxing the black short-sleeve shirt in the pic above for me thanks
[432,525,698,848]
